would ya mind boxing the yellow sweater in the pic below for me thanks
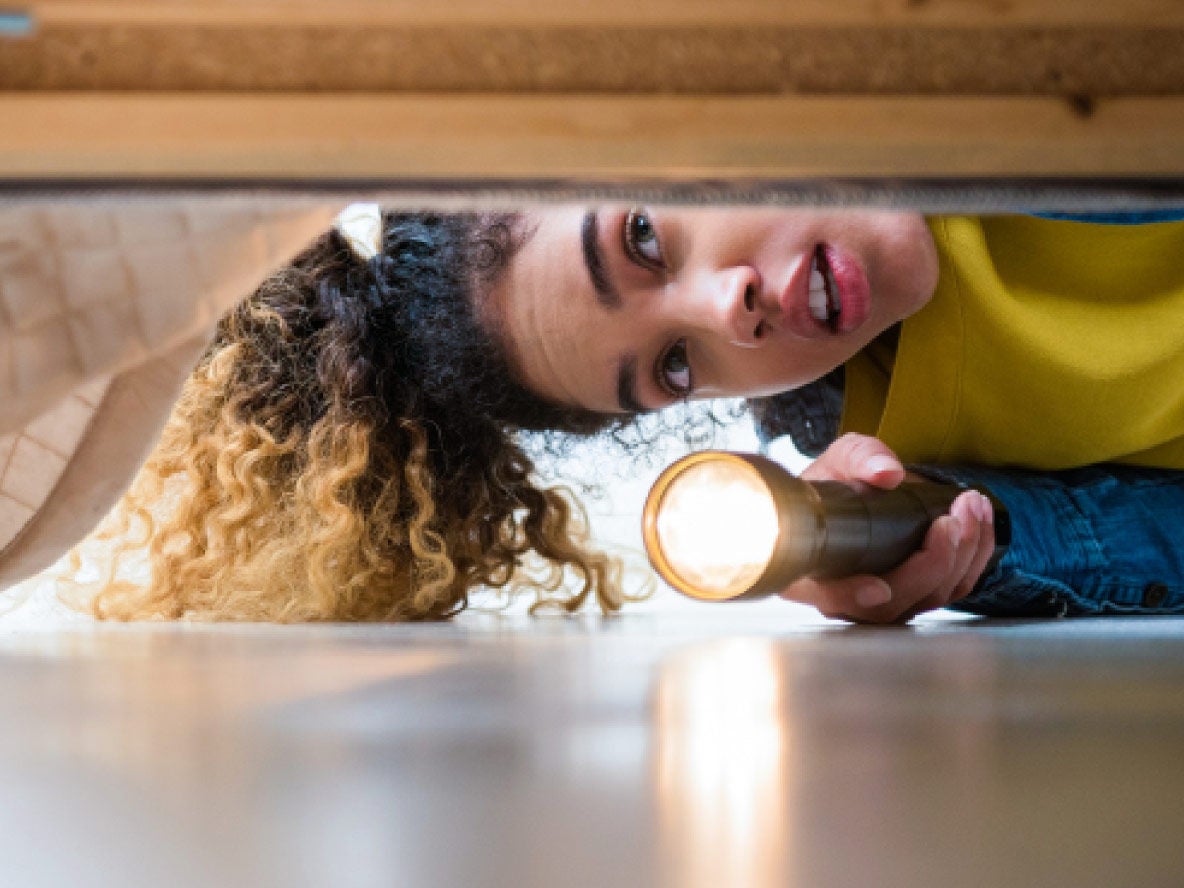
[840,214,1184,470]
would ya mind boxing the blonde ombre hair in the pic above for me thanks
[90,213,631,621]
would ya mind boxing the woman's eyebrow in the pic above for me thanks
[581,210,621,309]
[580,210,645,413]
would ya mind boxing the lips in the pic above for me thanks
[780,242,871,340]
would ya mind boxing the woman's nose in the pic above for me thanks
[701,266,766,348]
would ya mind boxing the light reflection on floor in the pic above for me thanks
[1,614,1182,888]
[655,639,793,888]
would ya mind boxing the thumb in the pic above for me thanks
[800,433,904,489]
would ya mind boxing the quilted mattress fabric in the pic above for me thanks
[0,200,337,583]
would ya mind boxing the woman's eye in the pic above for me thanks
[623,208,665,271]
[658,339,693,398]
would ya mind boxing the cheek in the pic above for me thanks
[865,216,936,305]
[701,344,815,397]
[756,337,867,396]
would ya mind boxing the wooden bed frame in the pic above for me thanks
[3,1,1182,187]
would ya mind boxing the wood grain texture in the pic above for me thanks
[5,2,1183,179]
[25,0,1184,27]
[4,94,1183,178]
[4,26,1181,95]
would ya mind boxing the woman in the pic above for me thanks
[490,205,997,622]
[490,205,1184,622]
[32,204,1184,623]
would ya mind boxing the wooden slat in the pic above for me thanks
[3,93,1183,179]
[25,0,1184,28]
[5,25,1181,96]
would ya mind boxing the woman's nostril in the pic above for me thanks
[753,320,765,340]
[744,283,756,312]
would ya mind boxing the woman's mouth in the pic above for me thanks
[801,242,871,337]
[808,244,841,331]
[779,242,871,340]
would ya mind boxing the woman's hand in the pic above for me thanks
[780,433,997,624]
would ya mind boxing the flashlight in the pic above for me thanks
[642,451,1009,602]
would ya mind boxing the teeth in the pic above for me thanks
[809,291,828,321]
[807,250,842,325]
[808,254,829,321]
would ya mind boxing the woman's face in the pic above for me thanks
[490,207,938,414]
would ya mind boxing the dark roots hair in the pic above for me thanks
[90,212,634,622]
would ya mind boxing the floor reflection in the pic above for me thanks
[2,618,1184,887]
[654,639,792,888]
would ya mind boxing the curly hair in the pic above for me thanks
[89,212,635,622]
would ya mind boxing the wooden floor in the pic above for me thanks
[2,610,1182,888]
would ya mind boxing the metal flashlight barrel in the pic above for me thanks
[805,480,965,578]
[643,451,1010,602]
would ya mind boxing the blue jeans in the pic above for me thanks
[916,464,1184,617]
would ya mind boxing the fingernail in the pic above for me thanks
[865,455,897,475]
[979,493,994,524]
[948,515,963,543]
[856,581,892,608]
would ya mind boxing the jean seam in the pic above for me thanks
[961,569,1184,616]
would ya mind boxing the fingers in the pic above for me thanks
[953,492,997,602]
[782,574,893,623]
[883,509,976,622]
[779,489,998,624]
[801,433,905,489]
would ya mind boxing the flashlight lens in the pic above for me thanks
[653,459,780,600]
